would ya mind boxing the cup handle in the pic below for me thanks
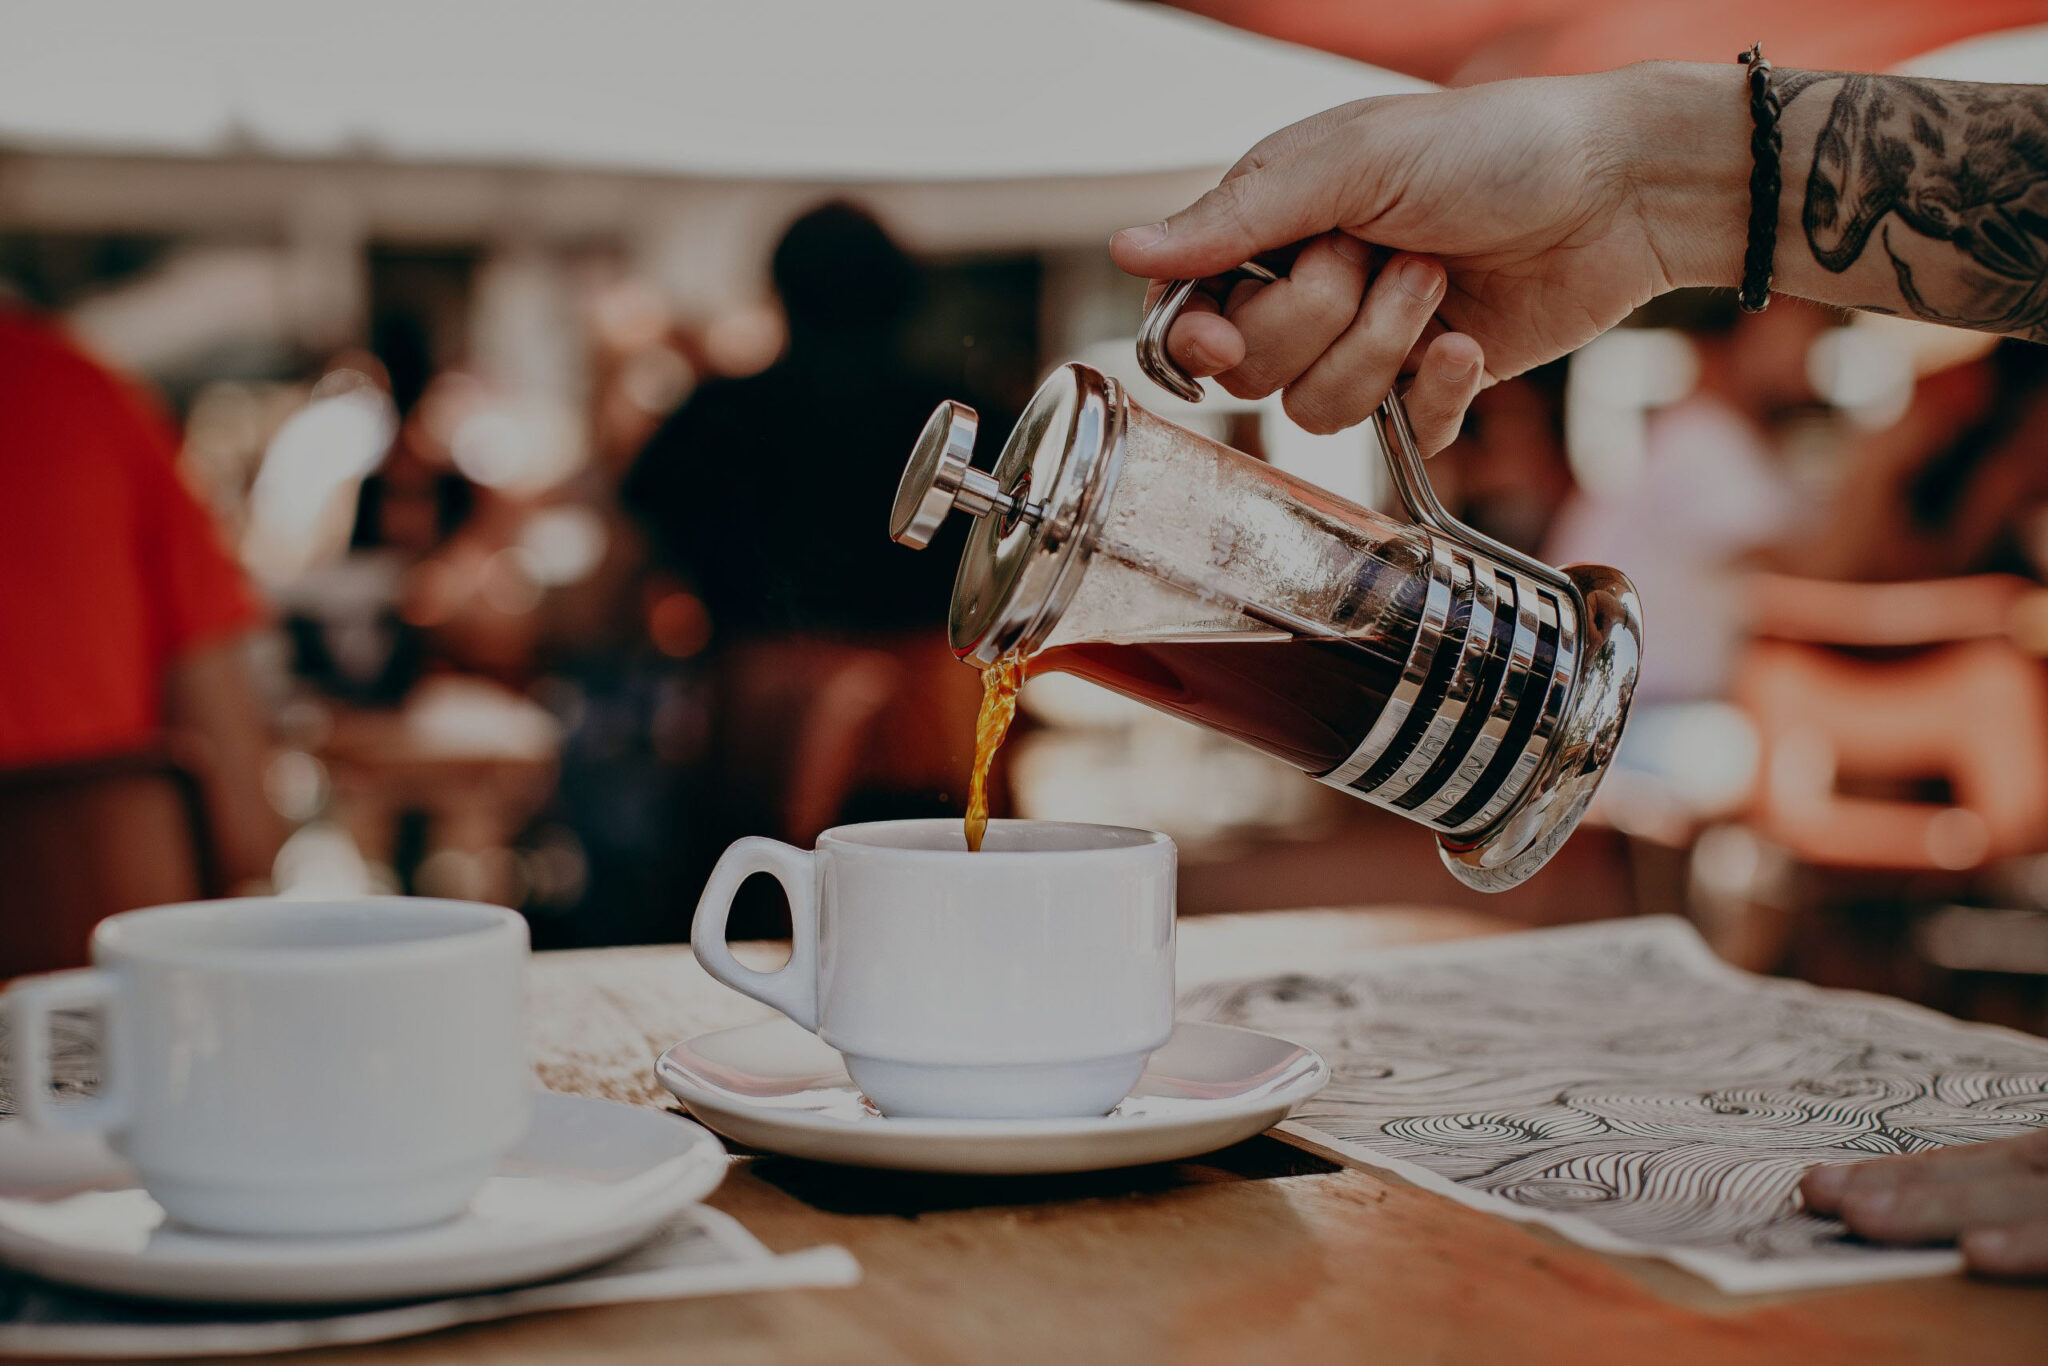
[691,837,820,1031]
[4,968,132,1135]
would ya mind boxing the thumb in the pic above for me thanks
[1111,140,1351,281]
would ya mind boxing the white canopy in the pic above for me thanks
[0,0,1423,182]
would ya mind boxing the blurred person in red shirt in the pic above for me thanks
[0,305,281,889]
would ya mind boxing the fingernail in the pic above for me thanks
[1116,222,1167,251]
[1400,258,1444,302]
[1857,1189,1895,1216]
[1331,234,1368,265]
[1448,349,1481,381]
[1970,1228,2008,1256]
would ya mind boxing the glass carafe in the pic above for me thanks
[888,272,1640,891]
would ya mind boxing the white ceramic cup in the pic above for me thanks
[692,819,1176,1120]
[2,897,531,1236]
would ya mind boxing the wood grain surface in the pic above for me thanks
[58,909,2048,1365]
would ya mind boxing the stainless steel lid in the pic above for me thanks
[889,363,1125,667]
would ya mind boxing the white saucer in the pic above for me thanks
[656,1019,1327,1174]
[0,1091,728,1305]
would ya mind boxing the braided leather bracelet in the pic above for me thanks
[1737,43,1782,313]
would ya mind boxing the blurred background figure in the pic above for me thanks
[624,203,1014,935]
[627,203,993,648]
[1546,295,1827,706]
[623,206,991,861]
[0,303,280,975]
[1801,342,2048,585]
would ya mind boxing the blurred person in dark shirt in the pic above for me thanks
[1800,340,2048,584]
[622,204,1014,931]
[623,201,1007,641]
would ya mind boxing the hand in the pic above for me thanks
[1112,64,1748,436]
[1153,234,1488,454]
[1800,1129,2048,1278]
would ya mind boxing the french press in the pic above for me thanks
[888,263,1641,891]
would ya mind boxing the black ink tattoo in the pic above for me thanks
[1783,72,2048,341]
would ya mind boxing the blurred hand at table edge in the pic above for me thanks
[1802,1130,2048,1279]
[1113,61,2048,450]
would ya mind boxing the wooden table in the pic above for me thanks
[138,909,2048,1364]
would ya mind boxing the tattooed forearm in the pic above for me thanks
[1779,72,2048,342]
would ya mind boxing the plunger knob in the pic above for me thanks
[890,401,1038,548]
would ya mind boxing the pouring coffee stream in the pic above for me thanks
[964,651,1026,852]
[894,262,1642,889]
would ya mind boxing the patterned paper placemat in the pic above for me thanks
[1182,916,2048,1293]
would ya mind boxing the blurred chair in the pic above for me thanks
[0,750,222,980]
[1702,573,2048,973]
[1743,573,2035,652]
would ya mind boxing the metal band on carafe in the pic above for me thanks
[1310,551,1573,836]
[1407,564,1541,824]
[1135,261,1606,857]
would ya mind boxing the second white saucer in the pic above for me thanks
[656,1019,1327,1174]
[0,1091,728,1305]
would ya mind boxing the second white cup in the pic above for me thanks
[692,819,1176,1120]
[4,897,530,1236]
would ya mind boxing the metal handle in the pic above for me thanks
[1369,389,1582,607]
[1135,260,1581,609]
[1135,263,1278,403]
